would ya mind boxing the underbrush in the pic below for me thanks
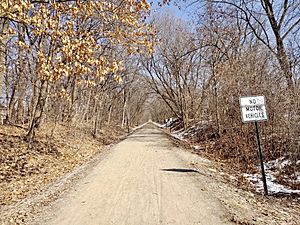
[0,122,127,206]
[167,121,300,192]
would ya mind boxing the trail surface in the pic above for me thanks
[42,124,234,225]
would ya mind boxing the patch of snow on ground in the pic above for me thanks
[243,172,300,194]
[265,157,291,170]
[242,157,300,194]
[171,129,185,140]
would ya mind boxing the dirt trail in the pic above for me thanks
[41,124,234,225]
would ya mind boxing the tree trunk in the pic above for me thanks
[107,104,113,125]
[276,42,294,90]
[16,24,25,124]
[121,88,127,128]
[26,80,48,144]
[80,89,92,123]
[121,100,127,128]
[261,0,294,90]
[0,19,9,101]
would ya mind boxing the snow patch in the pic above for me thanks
[243,172,300,194]
[265,157,292,170]
[170,129,185,140]
[243,157,300,194]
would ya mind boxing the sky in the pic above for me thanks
[149,0,196,22]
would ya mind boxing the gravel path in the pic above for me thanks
[42,124,234,225]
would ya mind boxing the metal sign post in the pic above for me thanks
[240,96,268,196]
[254,121,268,196]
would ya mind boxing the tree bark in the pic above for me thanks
[26,80,48,144]
[0,19,9,102]
[16,24,26,124]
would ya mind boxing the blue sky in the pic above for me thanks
[149,0,195,22]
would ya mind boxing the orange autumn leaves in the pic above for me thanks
[1,0,155,84]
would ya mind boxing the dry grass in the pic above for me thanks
[0,122,127,206]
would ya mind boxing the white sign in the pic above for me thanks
[240,96,268,123]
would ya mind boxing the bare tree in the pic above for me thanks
[141,13,206,128]
[202,0,300,90]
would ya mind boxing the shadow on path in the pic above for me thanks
[161,168,200,173]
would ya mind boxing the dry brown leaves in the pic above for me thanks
[0,122,126,208]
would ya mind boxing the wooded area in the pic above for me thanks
[0,0,299,209]
[0,0,153,142]
[142,0,299,189]
[0,0,154,210]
